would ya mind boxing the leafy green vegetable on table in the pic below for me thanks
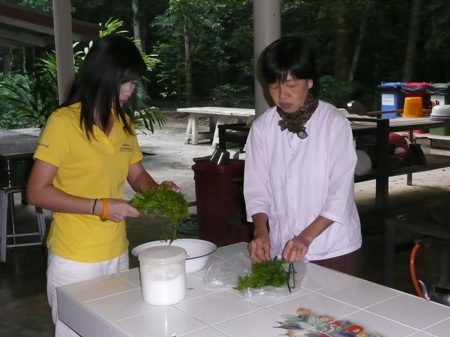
[235,258,296,292]
[129,185,190,241]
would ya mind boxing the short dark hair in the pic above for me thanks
[62,34,147,138]
[260,36,319,97]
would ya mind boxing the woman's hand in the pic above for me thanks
[282,235,311,263]
[282,216,334,263]
[98,198,140,222]
[160,180,181,193]
[248,232,271,263]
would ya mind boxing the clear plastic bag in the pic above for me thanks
[203,252,308,299]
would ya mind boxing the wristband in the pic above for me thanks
[91,198,98,215]
[100,198,108,220]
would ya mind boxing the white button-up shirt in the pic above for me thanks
[244,101,362,260]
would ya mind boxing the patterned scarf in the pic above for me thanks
[276,92,319,139]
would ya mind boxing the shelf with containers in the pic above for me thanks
[350,115,450,209]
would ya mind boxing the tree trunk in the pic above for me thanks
[403,0,422,81]
[348,6,368,82]
[184,20,193,105]
[333,4,350,82]
[2,51,11,74]
[131,0,142,52]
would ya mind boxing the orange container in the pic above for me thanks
[403,97,423,117]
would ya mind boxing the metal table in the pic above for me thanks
[0,129,44,262]
[219,117,450,209]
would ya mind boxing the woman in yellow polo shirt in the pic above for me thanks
[26,34,180,337]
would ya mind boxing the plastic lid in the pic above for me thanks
[138,246,186,265]
[378,81,403,87]
[402,82,430,87]
[428,83,450,88]
[377,82,403,90]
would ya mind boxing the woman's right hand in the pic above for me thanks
[247,232,271,263]
[97,198,140,222]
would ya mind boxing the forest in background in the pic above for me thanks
[1,0,450,128]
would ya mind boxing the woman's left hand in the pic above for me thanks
[282,235,311,263]
[160,180,181,193]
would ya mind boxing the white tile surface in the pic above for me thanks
[114,306,206,337]
[367,293,450,330]
[176,290,262,325]
[269,292,359,319]
[243,286,310,307]
[56,243,450,337]
[214,308,292,337]
[409,332,439,337]
[179,326,230,337]
[57,292,83,335]
[319,277,402,308]
[184,273,221,300]
[423,316,450,336]
[82,309,112,337]
[58,274,138,302]
[84,288,155,321]
[117,268,141,286]
[340,309,418,337]
[301,262,355,291]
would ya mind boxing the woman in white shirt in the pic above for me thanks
[244,36,362,276]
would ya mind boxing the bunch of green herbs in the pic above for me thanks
[129,185,190,242]
[235,258,296,292]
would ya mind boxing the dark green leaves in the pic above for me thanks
[235,259,296,292]
[129,185,190,241]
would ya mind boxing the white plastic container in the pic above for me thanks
[138,245,186,306]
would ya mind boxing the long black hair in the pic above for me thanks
[61,34,147,138]
[260,36,319,97]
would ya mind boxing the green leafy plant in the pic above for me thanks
[0,18,166,131]
[235,259,296,292]
[0,70,58,128]
[129,185,190,242]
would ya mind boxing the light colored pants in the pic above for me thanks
[47,250,129,337]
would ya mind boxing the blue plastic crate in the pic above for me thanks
[378,82,404,118]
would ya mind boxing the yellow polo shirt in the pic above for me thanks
[34,103,143,262]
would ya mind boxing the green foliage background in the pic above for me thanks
[2,0,450,128]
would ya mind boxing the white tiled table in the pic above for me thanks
[57,242,450,337]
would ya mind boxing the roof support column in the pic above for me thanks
[253,0,280,116]
[52,0,74,104]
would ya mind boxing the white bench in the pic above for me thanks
[177,107,255,148]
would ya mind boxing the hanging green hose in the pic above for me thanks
[177,214,198,236]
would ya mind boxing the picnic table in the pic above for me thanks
[177,107,255,148]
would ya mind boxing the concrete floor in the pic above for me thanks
[1,118,450,336]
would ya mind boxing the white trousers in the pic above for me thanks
[47,250,129,337]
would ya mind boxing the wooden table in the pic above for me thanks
[57,242,450,337]
[177,107,255,147]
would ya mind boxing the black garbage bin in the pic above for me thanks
[192,159,251,247]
